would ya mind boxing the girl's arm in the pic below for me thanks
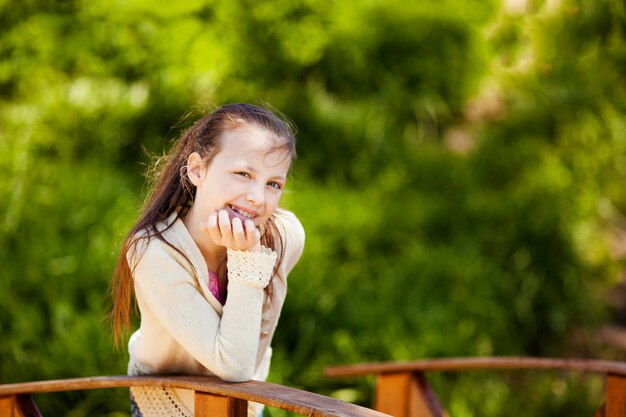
[131,240,276,381]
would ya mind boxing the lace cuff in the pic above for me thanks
[227,246,277,288]
[130,386,192,417]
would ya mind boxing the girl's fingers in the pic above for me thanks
[206,211,223,244]
[218,210,236,246]
[244,219,257,243]
[207,212,218,230]
[245,220,262,252]
[204,210,259,251]
[217,210,231,233]
[231,217,246,247]
[253,229,261,248]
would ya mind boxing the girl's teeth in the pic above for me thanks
[231,206,254,218]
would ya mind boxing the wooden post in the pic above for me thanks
[0,396,15,417]
[375,372,445,417]
[195,391,247,417]
[605,374,626,417]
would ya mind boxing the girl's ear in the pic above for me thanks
[186,152,205,186]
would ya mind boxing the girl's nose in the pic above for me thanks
[246,186,265,206]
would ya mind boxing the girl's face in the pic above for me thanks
[188,124,292,228]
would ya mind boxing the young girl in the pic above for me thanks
[110,103,305,417]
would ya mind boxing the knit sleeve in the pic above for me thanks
[131,240,272,382]
[226,246,277,288]
[274,210,305,277]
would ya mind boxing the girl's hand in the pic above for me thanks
[201,209,261,252]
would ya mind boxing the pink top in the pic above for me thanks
[208,270,227,305]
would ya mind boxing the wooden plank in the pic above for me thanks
[195,392,247,417]
[605,374,626,417]
[0,375,391,417]
[325,357,626,378]
[375,372,445,417]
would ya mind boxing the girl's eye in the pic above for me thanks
[267,181,283,190]
[235,172,251,178]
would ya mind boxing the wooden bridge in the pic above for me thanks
[2,356,625,416]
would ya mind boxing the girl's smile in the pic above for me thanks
[227,204,259,221]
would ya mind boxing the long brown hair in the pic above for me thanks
[109,103,296,346]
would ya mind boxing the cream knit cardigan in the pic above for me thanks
[126,209,305,416]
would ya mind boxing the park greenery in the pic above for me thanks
[1,0,625,416]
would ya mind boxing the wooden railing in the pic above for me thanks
[0,375,391,417]
[325,357,626,417]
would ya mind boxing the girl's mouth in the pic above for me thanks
[227,204,257,220]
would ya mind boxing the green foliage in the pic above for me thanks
[1,0,625,416]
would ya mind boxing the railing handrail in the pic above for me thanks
[324,356,626,378]
[0,375,389,417]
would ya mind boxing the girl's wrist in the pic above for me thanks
[247,241,262,253]
[226,240,260,252]
[226,246,277,288]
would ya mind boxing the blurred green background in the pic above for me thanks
[1,0,625,416]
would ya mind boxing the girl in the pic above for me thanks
[110,103,305,417]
